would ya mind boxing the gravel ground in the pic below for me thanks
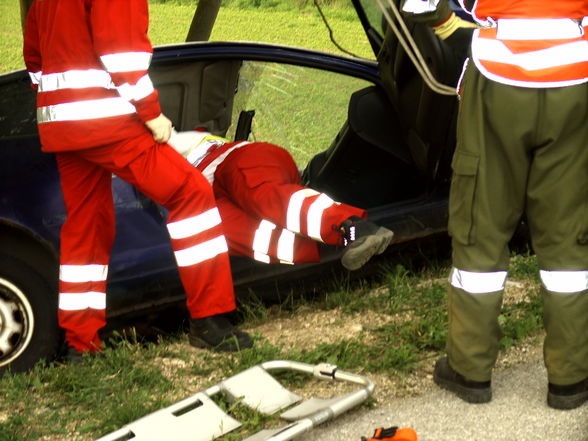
[299,356,588,441]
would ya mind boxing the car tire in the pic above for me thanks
[0,254,61,374]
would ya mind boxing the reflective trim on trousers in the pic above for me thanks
[401,0,440,14]
[307,194,335,243]
[253,220,276,264]
[59,264,108,283]
[287,188,319,234]
[174,235,229,267]
[58,292,106,311]
[99,52,152,73]
[167,208,222,240]
[37,97,136,123]
[540,270,588,293]
[449,267,507,294]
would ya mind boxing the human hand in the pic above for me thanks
[145,114,172,143]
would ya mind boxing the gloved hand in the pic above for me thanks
[145,113,172,143]
[361,426,418,441]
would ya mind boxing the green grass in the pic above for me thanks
[1,1,372,74]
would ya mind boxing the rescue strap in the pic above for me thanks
[361,426,418,441]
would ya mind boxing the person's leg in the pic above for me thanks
[83,135,250,351]
[213,142,392,269]
[525,83,588,409]
[214,192,321,264]
[437,65,535,401]
[56,152,115,354]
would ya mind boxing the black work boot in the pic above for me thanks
[433,357,492,404]
[189,314,253,352]
[547,377,588,410]
[64,346,83,365]
[340,216,394,271]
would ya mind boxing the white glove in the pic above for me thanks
[145,113,172,143]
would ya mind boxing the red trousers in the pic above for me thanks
[56,133,235,353]
[202,142,366,264]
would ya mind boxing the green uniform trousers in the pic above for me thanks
[446,63,588,385]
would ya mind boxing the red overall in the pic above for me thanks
[23,0,236,353]
[195,140,366,264]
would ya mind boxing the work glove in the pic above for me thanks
[145,113,173,143]
[361,426,418,441]
[433,12,479,60]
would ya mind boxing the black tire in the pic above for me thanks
[0,254,61,374]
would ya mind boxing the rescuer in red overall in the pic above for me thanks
[167,130,395,270]
[23,0,252,358]
[402,0,588,409]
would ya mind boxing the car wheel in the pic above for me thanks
[0,255,61,374]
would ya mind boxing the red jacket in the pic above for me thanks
[459,0,588,87]
[23,0,161,152]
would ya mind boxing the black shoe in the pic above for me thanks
[189,315,253,352]
[340,217,394,271]
[433,357,492,404]
[64,346,84,365]
[548,377,588,410]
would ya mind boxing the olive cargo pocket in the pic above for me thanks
[448,151,479,245]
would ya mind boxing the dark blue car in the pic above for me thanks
[0,0,464,373]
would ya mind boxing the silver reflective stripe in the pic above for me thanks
[116,74,155,102]
[496,18,584,40]
[167,208,222,240]
[253,220,276,262]
[38,69,113,92]
[473,37,588,71]
[58,292,106,311]
[59,264,108,283]
[37,97,136,123]
[287,189,319,234]
[276,229,295,264]
[401,0,440,14]
[307,193,335,242]
[174,235,228,267]
[100,52,152,73]
[450,268,507,294]
[29,71,42,85]
[540,270,588,293]
[199,141,250,185]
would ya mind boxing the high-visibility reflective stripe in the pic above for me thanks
[38,69,113,92]
[402,0,440,14]
[58,292,106,310]
[100,52,152,73]
[167,208,222,240]
[199,141,250,185]
[496,18,584,40]
[174,235,228,267]
[307,193,334,242]
[254,252,271,264]
[116,75,155,102]
[59,264,108,283]
[450,268,507,294]
[540,270,588,293]
[252,220,276,257]
[29,71,41,85]
[287,189,319,234]
[37,97,136,123]
[276,229,295,264]
[473,37,588,72]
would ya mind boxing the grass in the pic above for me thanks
[0,252,545,441]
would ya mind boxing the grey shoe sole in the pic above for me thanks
[341,227,394,271]
[547,390,588,410]
[189,333,252,353]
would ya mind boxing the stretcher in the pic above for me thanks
[94,360,375,441]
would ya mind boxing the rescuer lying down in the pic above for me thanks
[167,129,394,270]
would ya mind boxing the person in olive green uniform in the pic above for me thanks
[400,0,588,410]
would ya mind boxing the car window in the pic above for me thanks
[226,61,373,168]
[357,0,387,42]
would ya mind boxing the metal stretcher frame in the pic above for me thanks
[94,360,375,441]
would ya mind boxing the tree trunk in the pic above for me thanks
[19,0,34,33]
[186,0,221,42]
